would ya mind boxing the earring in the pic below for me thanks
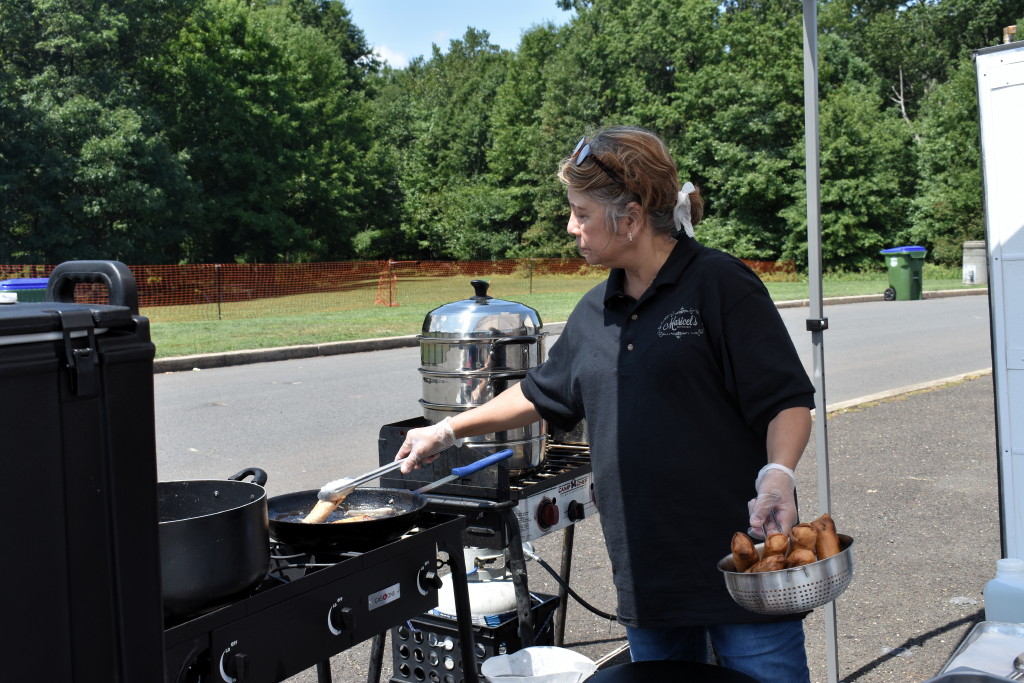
[628,232,633,242]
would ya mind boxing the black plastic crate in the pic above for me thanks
[389,593,559,683]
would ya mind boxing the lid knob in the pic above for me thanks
[471,280,492,301]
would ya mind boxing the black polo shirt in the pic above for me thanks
[521,237,815,627]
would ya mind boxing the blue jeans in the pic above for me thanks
[625,620,811,683]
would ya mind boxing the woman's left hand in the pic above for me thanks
[746,467,797,538]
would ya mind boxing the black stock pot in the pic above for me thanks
[158,468,269,619]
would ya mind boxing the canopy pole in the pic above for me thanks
[802,1,839,682]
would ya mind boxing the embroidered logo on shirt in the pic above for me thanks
[657,307,705,338]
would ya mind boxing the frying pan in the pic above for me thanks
[267,449,513,552]
[267,487,426,551]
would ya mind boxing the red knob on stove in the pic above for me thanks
[537,498,559,530]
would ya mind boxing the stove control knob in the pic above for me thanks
[567,499,586,522]
[219,648,247,682]
[328,602,353,636]
[417,567,445,595]
[537,498,560,530]
[227,653,247,681]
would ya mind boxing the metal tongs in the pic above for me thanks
[317,448,516,502]
[317,460,404,502]
[305,449,514,524]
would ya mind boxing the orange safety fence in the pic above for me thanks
[0,258,794,323]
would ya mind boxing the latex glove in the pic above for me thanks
[747,464,797,539]
[394,417,463,474]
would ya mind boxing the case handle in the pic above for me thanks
[47,260,139,314]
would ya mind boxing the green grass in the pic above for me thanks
[147,290,600,358]
[148,265,983,358]
[768,277,971,301]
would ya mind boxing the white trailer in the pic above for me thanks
[976,40,1024,557]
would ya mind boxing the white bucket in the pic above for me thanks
[480,646,597,683]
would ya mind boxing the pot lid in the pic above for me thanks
[421,280,543,339]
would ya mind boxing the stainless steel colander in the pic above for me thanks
[717,534,855,615]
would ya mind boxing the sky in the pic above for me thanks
[343,0,574,69]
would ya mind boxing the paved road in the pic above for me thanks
[779,295,991,407]
[154,293,993,496]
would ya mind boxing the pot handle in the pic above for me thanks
[228,467,268,487]
[490,335,542,349]
[479,371,528,380]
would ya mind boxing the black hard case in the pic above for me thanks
[0,261,163,681]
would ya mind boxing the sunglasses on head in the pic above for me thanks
[572,137,629,190]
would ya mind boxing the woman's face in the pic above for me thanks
[567,189,627,267]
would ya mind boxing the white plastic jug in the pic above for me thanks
[480,646,598,683]
[984,558,1024,622]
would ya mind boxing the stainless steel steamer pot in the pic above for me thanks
[420,369,526,406]
[418,280,548,473]
[419,336,542,373]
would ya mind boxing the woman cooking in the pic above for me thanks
[395,126,815,682]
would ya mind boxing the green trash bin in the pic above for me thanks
[0,277,49,302]
[880,246,926,301]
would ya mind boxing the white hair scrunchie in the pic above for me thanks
[674,181,696,237]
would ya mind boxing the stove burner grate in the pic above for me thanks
[510,444,591,493]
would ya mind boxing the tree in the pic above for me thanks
[853,0,1020,122]
[676,0,806,260]
[782,80,916,270]
[504,0,724,257]
[904,55,984,265]
[0,0,196,263]
[2,0,1016,267]
[488,23,574,257]
[151,0,379,262]
[390,28,514,259]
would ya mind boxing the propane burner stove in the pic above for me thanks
[375,420,598,662]
[163,511,483,683]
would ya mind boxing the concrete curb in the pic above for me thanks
[774,286,987,309]
[153,335,422,373]
[821,367,993,415]
[153,288,988,374]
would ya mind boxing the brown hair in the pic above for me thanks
[558,126,703,237]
